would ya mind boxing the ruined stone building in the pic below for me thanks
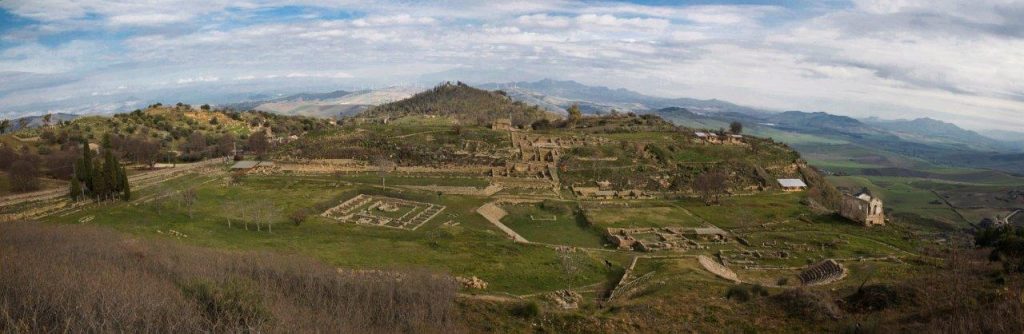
[491,118,513,131]
[839,190,885,226]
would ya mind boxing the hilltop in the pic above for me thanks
[355,82,553,127]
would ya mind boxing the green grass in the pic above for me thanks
[500,204,605,248]
[684,193,808,229]
[44,173,613,295]
[747,126,848,145]
[332,173,491,187]
[585,203,707,229]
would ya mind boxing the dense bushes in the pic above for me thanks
[772,288,843,321]
[0,221,458,333]
[976,225,1024,272]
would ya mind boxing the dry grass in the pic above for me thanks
[0,221,458,333]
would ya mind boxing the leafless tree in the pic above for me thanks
[247,131,269,160]
[373,155,395,190]
[217,133,237,157]
[221,201,235,229]
[693,171,727,205]
[181,187,198,219]
[127,137,161,168]
[8,160,39,192]
[182,132,207,159]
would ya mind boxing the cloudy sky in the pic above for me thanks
[1,0,1022,131]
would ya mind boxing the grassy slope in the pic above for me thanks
[44,171,613,295]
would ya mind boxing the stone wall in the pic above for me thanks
[839,196,884,226]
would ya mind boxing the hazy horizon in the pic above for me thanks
[2,0,1023,132]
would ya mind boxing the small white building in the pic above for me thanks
[777,178,808,192]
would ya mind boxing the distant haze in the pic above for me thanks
[1,1,1023,132]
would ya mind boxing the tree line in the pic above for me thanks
[69,136,130,201]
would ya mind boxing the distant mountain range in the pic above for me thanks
[469,79,1024,174]
[10,113,80,130]
[478,79,764,115]
[475,79,1022,147]
[221,87,421,119]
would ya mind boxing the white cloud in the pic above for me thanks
[515,14,572,29]
[1,0,1023,131]
[108,13,190,26]
[176,76,220,84]
[575,14,670,30]
[351,14,436,27]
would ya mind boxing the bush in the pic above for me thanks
[842,284,916,313]
[772,288,842,321]
[289,209,309,226]
[751,284,770,297]
[511,301,541,318]
[726,285,751,302]
[183,279,272,331]
[8,160,39,192]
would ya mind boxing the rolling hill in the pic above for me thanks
[356,82,553,127]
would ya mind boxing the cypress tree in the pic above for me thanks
[104,149,119,197]
[69,176,81,200]
[120,166,131,200]
[93,166,109,200]
[80,140,93,193]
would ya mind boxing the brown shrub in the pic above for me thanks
[894,249,1024,334]
[772,288,843,321]
[0,221,458,333]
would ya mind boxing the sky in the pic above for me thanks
[1,0,1023,131]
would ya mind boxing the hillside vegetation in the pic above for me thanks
[0,104,331,194]
[0,221,458,333]
[359,82,552,127]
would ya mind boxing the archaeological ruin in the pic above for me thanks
[839,189,885,226]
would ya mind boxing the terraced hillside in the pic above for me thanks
[2,89,1020,333]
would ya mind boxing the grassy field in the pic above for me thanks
[683,192,808,229]
[500,203,605,248]
[584,202,707,229]
[43,170,615,295]
[333,173,491,187]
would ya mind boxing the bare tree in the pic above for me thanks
[217,133,237,158]
[182,132,208,160]
[181,187,198,219]
[247,131,269,160]
[373,155,395,190]
[245,200,277,233]
[8,160,39,192]
[221,201,235,229]
[693,171,727,205]
[127,137,161,168]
